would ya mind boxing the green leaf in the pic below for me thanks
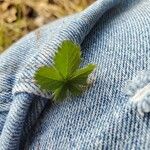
[54,40,81,78]
[70,64,96,85]
[34,40,96,102]
[34,66,63,91]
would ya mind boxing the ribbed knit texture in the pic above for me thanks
[0,0,150,149]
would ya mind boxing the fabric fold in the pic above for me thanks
[0,0,121,149]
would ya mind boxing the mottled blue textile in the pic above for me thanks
[0,0,150,149]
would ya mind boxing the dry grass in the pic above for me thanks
[0,0,94,52]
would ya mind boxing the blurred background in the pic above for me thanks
[0,0,95,53]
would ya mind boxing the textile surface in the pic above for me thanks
[0,0,150,149]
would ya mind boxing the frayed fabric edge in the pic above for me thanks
[124,70,150,116]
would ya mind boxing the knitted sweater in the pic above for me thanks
[0,0,150,149]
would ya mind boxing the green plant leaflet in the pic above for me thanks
[34,40,96,101]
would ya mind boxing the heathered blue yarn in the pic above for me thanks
[0,0,150,149]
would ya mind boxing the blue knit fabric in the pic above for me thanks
[0,0,150,149]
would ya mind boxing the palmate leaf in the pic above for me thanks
[54,40,81,78]
[34,40,96,102]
